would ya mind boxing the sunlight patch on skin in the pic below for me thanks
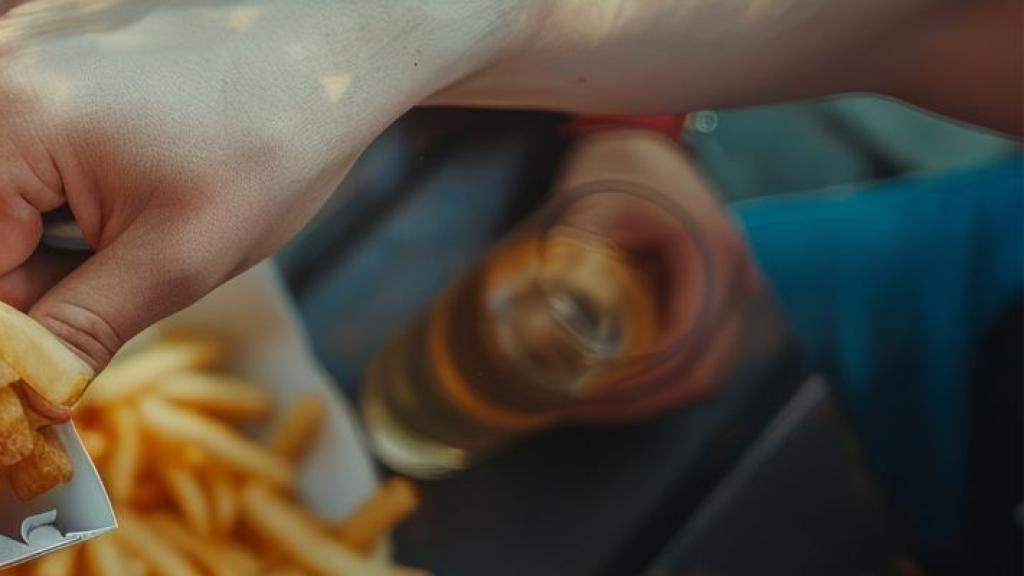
[318,73,351,104]
[548,0,632,45]
[285,41,308,61]
[35,71,77,106]
[90,27,149,50]
[79,0,121,15]
[224,6,261,32]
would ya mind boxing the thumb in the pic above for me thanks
[28,217,229,373]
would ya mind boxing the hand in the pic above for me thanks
[0,0,525,388]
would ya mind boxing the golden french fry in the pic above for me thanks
[104,406,142,502]
[159,466,212,536]
[8,428,73,501]
[130,478,169,510]
[28,545,78,576]
[0,301,94,406]
[154,371,272,420]
[221,546,263,576]
[240,482,380,576]
[147,513,259,576]
[124,556,149,576]
[78,428,109,461]
[83,534,126,576]
[267,394,325,460]
[0,385,34,466]
[206,470,240,536]
[85,337,225,406]
[15,329,422,575]
[0,359,18,387]
[138,398,292,487]
[239,528,289,569]
[178,445,209,469]
[114,511,201,576]
[334,477,419,554]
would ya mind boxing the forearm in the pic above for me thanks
[432,0,942,113]
[873,0,1023,136]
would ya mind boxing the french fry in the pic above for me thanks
[0,301,94,406]
[334,477,420,554]
[147,513,259,576]
[114,511,201,576]
[85,337,225,406]
[0,359,18,386]
[28,545,78,576]
[124,556,149,576]
[221,546,263,576]
[13,329,421,573]
[239,482,379,576]
[154,371,272,420]
[159,466,212,536]
[267,394,325,460]
[237,525,289,569]
[104,406,142,502]
[220,538,263,574]
[78,428,109,461]
[206,470,240,536]
[8,428,73,501]
[138,398,292,487]
[0,384,34,466]
[178,445,209,469]
[82,534,126,576]
[130,477,169,510]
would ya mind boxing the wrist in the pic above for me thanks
[419,0,547,106]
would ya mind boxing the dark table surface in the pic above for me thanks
[278,109,912,575]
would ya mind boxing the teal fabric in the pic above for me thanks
[734,158,1024,568]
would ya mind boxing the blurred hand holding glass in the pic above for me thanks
[363,130,761,477]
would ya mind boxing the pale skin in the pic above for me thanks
[0,0,1019,418]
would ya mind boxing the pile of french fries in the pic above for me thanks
[1,327,426,576]
[0,359,74,501]
[0,299,94,501]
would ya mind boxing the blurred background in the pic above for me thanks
[276,95,1022,576]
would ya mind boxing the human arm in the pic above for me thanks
[0,0,1016,396]
[432,0,1021,135]
[0,0,522,380]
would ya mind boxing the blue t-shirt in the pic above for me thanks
[735,158,1023,568]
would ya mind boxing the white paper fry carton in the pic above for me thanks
[1,262,379,568]
[0,425,116,567]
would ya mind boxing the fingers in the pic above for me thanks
[0,248,86,311]
[0,189,42,275]
[0,134,67,282]
[17,382,71,422]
